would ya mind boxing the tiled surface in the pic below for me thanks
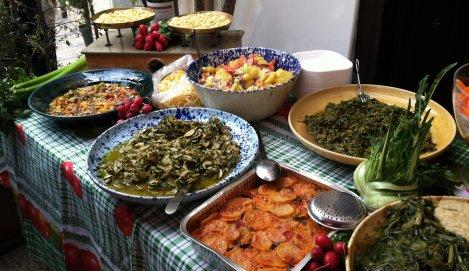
[0,246,50,271]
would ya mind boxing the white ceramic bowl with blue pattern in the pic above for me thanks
[187,47,301,121]
[87,107,259,205]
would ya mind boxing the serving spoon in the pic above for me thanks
[254,125,281,182]
[165,184,191,215]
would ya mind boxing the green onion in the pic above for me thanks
[12,56,86,98]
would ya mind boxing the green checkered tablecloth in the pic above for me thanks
[1,110,469,271]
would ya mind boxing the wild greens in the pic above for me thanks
[355,198,469,271]
[98,116,240,195]
[353,63,457,209]
[303,99,436,158]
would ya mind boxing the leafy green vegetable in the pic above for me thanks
[303,99,436,157]
[353,63,458,209]
[355,198,469,271]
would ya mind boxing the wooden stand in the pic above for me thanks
[82,29,244,72]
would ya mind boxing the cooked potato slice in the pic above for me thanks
[275,242,304,265]
[251,231,272,251]
[270,203,295,218]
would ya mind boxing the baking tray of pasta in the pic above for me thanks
[91,7,155,29]
[180,164,348,271]
[168,11,232,34]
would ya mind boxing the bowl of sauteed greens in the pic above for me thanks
[28,69,153,125]
[288,84,456,165]
[346,196,469,271]
[87,107,258,204]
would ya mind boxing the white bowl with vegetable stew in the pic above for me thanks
[87,107,259,204]
[186,47,301,122]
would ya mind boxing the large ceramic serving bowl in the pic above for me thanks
[28,69,153,125]
[87,107,259,205]
[288,84,456,165]
[346,196,469,271]
[186,47,301,121]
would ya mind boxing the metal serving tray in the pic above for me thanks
[180,163,349,271]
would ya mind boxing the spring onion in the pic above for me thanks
[12,56,86,98]
[353,63,457,210]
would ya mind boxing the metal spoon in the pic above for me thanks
[254,125,281,182]
[165,183,191,215]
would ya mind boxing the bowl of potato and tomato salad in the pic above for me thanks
[186,47,301,121]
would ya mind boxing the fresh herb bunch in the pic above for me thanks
[0,68,31,132]
[354,63,458,209]
[355,198,469,271]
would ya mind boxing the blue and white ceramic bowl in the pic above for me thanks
[186,47,301,121]
[87,107,259,205]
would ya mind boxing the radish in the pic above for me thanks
[334,241,348,257]
[138,24,148,36]
[307,261,322,271]
[323,251,340,269]
[140,104,152,114]
[315,234,334,251]
[311,246,324,263]
[132,96,143,108]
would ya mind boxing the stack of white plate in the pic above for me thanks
[292,50,353,99]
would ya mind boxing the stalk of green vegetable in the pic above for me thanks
[353,63,457,210]
[12,56,86,98]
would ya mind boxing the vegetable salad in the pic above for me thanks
[199,54,293,91]
[48,83,138,116]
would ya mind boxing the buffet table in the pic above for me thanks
[1,108,468,271]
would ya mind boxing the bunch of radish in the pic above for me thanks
[134,22,169,52]
[306,234,347,271]
[116,96,153,124]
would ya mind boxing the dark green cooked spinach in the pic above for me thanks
[303,99,436,157]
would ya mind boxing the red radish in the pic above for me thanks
[151,30,160,40]
[125,112,134,119]
[145,34,154,43]
[117,104,128,118]
[123,99,132,108]
[155,41,163,52]
[138,24,148,36]
[150,23,159,32]
[129,103,139,112]
[158,34,168,47]
[134,41,144,50]
[140,103,152,114]
[114,205,134,236]
[323,251,340,269]
[144,41,154,51]
[64,243,81,270]
[315,234,334,251]
[134,34,144,44]
[334,241,348,257]
[132,96,143,108]
[116,119,125,124]
[311,246,324,263]
[307,261,322,271]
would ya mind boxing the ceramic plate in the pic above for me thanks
[28,69,153,125]
[87,107,259,204]
[345,196,469,271]
[288,84,456,165]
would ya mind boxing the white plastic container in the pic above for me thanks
[292,50,353,99]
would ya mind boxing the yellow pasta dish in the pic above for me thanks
[199,54,294,91]
[95,8,154,24]
[168,11,230,29]
[155,69,203,108]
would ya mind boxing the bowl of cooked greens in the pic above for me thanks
[28,69,153,125]
[186,47,301,121]
[87,107,259,204]
[288,84,456,165]
[346,196,469,271]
